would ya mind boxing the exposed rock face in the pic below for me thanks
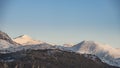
[0,49,119,68]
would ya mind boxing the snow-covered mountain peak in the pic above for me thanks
[69,40,120,67]
[73,40,100,49]
[74,40,113,50]
[72,40,120,56]
[77,40,102,46]
[13,35,44,45]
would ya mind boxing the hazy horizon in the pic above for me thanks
[0,0,120,48]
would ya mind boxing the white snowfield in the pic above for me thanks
[13,35,45,45]
[0,34,120,67]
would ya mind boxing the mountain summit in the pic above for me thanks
[69,40,120,67]
[13,35,44,45]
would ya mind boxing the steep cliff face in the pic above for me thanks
[0,49,118,68]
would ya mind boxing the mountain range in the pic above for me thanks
[0,31,120,68]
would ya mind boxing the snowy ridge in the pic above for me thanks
[0,31,49,52]
[13,35,44,45]
[68,40,120,67]
[0,33,54,53]
[0,31,120,67]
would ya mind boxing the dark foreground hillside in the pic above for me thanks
[0,49,119,68]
